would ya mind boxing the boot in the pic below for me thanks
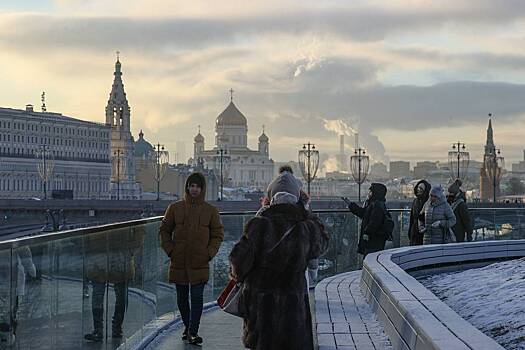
[84,308,103,342]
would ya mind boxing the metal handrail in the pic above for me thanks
[2,207,525,249]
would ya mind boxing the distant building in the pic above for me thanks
[413,161,438,179]
[370,162,389,180]
[389,161,411,179]
[106,56,142,199]
[511,150,525,173]
[193,93,274,190]
[0,105,111,199]
[480,119,503,202]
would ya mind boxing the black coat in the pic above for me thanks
[349,200,388,256]
[408,180,431,246]
[229,203,329,350]
[348,182,389,256]
[450,195,473,242]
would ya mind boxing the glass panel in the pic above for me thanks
[0,248,14,348]
[15,241,54,349]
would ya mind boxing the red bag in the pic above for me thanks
[217,279,242,317]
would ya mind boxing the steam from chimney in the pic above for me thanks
[323,119,357,136]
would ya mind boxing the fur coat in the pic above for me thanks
[229,203,329,350]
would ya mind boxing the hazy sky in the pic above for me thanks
[1,0,525,168]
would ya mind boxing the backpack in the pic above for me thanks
[380,204,394,241]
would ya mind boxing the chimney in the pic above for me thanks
[339,134,345,155]
[25,104,34,113]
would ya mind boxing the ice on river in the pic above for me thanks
[419,258,525,350]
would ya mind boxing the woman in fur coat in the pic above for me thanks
[229,199,329,350]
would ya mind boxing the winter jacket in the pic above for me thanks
[159,172,224,285]
[408,180,430,246]
[85,225,144,283]
[348,183,389,256]
[450,193,473,242]
[421,195,457,244]
[229,203,329,350]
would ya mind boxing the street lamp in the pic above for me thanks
[152,143,169,201]
[215,148,230,201]
[484,147,504,203]
[36,145,54,200]
[350,147,369,202]
[298,142,320,196]
[448,141,470,183]
[112,149,124,200]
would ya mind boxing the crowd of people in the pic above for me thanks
[1,165,473,349]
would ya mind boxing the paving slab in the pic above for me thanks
[315,270,393,350]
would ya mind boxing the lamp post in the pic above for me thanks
[350,147,370,202]
[153,143,169,201]
[215,148,230,201]
[113,149,124,200]
[484,147,504,203]
[298,142,320,196]
[448,141,470,183]
[36,145,54,200]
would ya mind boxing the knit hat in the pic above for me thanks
[430,185,444,198]
[448,183,460,195]
[267,171,302,200]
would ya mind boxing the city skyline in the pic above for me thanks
[1,1,525,165]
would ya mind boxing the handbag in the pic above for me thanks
[217,223,297,317]
[217,279,242,316]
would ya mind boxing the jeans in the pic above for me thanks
[176,283,206,336]
[91,282,128,332]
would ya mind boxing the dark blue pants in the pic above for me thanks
[91,282,128,332]
[175,283,206,336]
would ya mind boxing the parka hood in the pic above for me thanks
[369,183,387,201]
[184,172,206,204]
[414,179,431,199]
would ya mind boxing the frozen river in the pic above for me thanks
[419,258,525,350]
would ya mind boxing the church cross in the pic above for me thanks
[229,88,234,102]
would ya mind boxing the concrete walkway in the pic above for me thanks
[315,270,393,350]
[146,307,245,350]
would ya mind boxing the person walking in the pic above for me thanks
[420,185,457,244]
[408,180,431,246]
[447,182,473,242]
[347,183,390,257]
[159,172,224,345]
[229,183,329,350]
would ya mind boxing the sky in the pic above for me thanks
[1,0,525,169]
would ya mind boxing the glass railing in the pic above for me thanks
[0,207,524,349]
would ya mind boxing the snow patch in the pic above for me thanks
[419,258,525,350]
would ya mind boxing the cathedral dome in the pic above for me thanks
[134,130,154,157]
[216,101,247,127]
[258,132,269,142]
[194,132,204,143]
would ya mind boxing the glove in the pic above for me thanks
[431,221,441,228]
[362,234,369,241]
[348,202,359,212]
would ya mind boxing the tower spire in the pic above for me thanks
[485,113,495,154]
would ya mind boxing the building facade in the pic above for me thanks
[193,95,274,191]
[389,161,411,179]
[106,56,142,199]
[0,105,111,199]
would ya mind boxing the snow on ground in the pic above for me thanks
[419,258,525,350]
